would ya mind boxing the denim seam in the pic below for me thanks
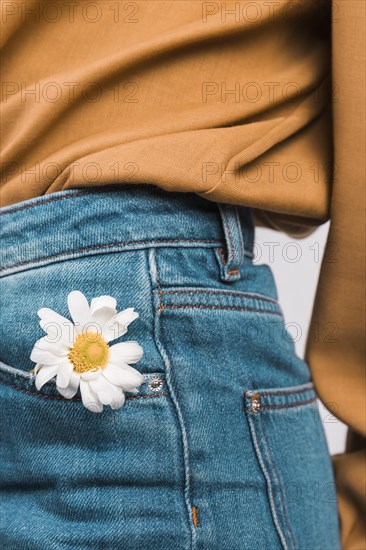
[234,205,245,261]
[218,247,227,266]
[158,304,282,316]
[155,289,280,306]
[217,247,253,263]
[246,413,289,550]
[0,378,169,402]
[259,414,297,549]
[147,248,196,549]
[218,205,234,266]
[0,239,220,274]
[0,364,165,383]
[245,396,317,412]
[218,205,241,280]
[244,386,313,398]
[224,208,236,265]
[216,247,240,276]
[0,190,90,215]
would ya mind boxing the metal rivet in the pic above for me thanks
[148,376,164,392]
[251,393,261,414]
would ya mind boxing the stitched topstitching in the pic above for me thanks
[245,396,317,412]
[259,414,297,549]
[158,304,282,316]
[0,377,169,402]
[244,386,314,398]
[1,238,219,273]
[155,288,280,306]
[0,191,90,215]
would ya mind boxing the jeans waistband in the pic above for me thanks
[0,185,254,279]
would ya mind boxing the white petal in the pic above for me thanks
[114,308,139,328]
[101,321,125,343]
[80,367,102,381]
[90,295,117,315]
[33,363,42,376]
[32,336,69,356]
[67,291,90,332]
[30,348,65,366]
[110,386,126,410]
[35,364,60,390]
[57,370,80,399]
[38,307,75,344]
[56,360,74,389]
[92,307,117,334]
[103,363,144,390]
[109,341,143,364]
[102,308,139,343]
[38,307,72,327]
[39,317,74,346]
[108,360,145,379]
[80,380,103,413]
[126,387,140,394]
[89,376,116,405]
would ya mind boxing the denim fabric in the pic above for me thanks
[0,186,341,549]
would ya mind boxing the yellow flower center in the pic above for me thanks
[68,332,110,373]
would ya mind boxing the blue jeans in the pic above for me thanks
[0,186,341,549]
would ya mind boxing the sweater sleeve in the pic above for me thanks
[304,2,366,548]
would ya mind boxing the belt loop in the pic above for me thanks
[215,203,245,282]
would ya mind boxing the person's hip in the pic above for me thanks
[0,184,340,549]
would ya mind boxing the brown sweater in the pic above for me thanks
[1,1,365,546]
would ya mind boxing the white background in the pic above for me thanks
[255,222,347,456]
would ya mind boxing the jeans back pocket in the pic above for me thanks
[0,362,191,549]
[243,383,341,550]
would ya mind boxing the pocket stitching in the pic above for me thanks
[244,385,313,398]
[0,360,168,401]
[258,413,298,550]
[244,397,317,413]
[246,412,293,550]
[155,288,280,306]
[257,397,317,411]
[158,304,283,317]
[0,376,169,403]
[244,383,316,413]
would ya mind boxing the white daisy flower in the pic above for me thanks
[30,290,144,413]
